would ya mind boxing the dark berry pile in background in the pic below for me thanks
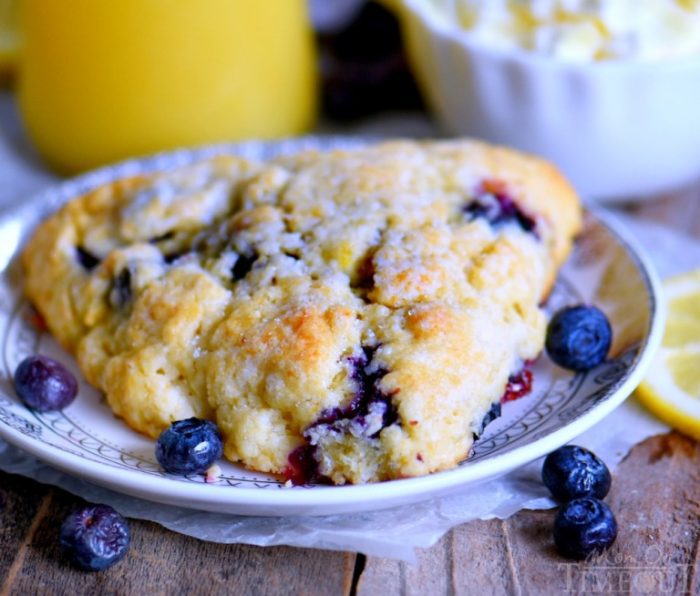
[318,1,424,121]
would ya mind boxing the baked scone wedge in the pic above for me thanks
[22,140,581,484]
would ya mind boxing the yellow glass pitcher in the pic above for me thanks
[16,0,317,173]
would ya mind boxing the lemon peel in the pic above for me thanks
[636,269,700,440]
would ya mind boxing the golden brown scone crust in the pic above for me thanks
[22,140,581,484]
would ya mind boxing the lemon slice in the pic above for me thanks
[636,268,700,440]
[0,0,19,84]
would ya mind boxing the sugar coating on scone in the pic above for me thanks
[22,140,581,484]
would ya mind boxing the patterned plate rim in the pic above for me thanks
[0,137,666,515]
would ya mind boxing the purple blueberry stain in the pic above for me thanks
[76,246,100,271]
[284,445,325,485]
[502,363,534,403]
[463,182,538,237]
[474,402,502,439]
[231,251,258,281]
[350,345,399,428]
[111,268,132,308]
[148,231,175,244]
[285,346,400,485]
[308,346,398,438]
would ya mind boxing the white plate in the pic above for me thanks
[0,138,664,516]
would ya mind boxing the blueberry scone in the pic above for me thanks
[22,140,581,484]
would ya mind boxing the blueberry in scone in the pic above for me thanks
[22,140,581,484]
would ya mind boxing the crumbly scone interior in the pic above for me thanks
[22,141,581,484]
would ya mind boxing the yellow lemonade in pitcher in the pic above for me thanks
[18,0,317,173]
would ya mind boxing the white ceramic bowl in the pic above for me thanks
[394,0,700,202]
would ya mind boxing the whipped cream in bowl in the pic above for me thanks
[392,0,700,200]
[430,0,700,61]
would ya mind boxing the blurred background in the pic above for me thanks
[0,0,424,172]
[1,0,700,200]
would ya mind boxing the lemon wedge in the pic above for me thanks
[636,268,700,440]
[0,0,19,84]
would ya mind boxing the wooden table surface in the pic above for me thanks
[1,164,699,596]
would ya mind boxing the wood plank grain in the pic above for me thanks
[358,534,455,596]
[357,432,700,595]
[0,475,355,596]
[451,520,522,595]
[0,473,53,588]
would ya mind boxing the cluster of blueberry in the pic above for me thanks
[542,445,618,560]
[541,303,617,559]
[318,1,423,121]
[12,355,224,571]
[11,298,614,570]
[58,418,222,571]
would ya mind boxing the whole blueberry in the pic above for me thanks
[542,445,611,501]
[13,355,78,412]
[60,504,130,571]
[554,497,617,560]
[156,418,223,475]
[546,305,612,371]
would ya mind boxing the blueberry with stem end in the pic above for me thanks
[554,497,617,560]
[60,504,130,571]
[156,418,223,475]
[546,305,612,371]
[542,445,611,501]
